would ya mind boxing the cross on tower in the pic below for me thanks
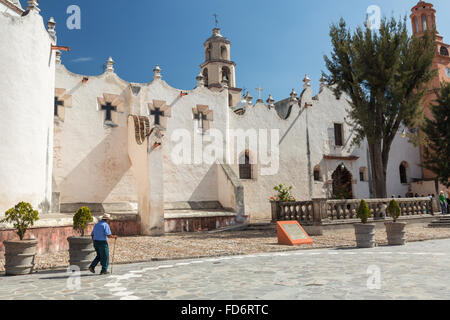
[194,111,208,129]
[54,97,64,117]
[101,102,117,122]
[213,14,219,28]
[150,107,165,126]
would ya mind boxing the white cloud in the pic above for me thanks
[71,57,94,63]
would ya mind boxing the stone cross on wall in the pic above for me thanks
[54,88,72,123]
[148,100,171,130]
[192,105,213,131]
[97,93,124,127]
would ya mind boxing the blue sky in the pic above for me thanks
[25,0,450,101]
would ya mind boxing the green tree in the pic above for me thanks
[1,202,39,240]
[422,82,450,187]
[324,17,436,198]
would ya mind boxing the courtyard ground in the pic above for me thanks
[1,224,450,273]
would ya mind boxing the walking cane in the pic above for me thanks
[111,237,117,275]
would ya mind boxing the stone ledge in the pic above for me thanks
[164,210,237,219]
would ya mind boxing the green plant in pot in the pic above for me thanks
[1,202,39,276]
[385,200,406,246]
[354,199,376,248]
[270,184,296,222]
[67,207,96,270]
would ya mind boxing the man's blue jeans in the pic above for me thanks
[441,202,448,214]
[90,240,109,271]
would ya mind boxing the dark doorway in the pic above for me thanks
[332,165,353,199]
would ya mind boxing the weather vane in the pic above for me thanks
[213,14,219,28]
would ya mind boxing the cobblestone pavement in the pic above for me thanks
[1,239,449,300]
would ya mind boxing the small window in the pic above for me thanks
[440,46,449,56]
[221,46,228,60]
[334,123,344,146]
[313,166,322,181]
[239,152,252,180]
[359,167,368,182]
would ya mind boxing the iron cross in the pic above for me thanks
[54,97,64,117]
[150,107,165,126]
[101,102,117,121]
[194,111,207,129]
[213,14,219,28]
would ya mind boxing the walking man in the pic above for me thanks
[89,214,117,275]
[439,191,448,215]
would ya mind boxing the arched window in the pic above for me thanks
[202,68,209,87]
[206,44,212,61]
[221,46,228,60]
[239,151,252,180]
[440,46,449,56]
[399,162,408,184]
[313,165,322,181]
[221,67,230,84]
[414,17,419,33]
[421,15,427,31]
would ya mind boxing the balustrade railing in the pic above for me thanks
[272,197,434,225]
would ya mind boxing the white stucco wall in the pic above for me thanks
[53,66,137,204]
[0,10,55,214]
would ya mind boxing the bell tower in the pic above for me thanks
[201,28,236,88]
[199,27,242,106]
[410,1,436,35]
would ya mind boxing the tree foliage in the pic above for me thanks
[422,83,450,187]
[357,199,371,224]
[387,199,401,222]
[324,17,436,198]
[73,207,93,236]
[1,202,39,240]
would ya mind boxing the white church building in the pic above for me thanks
[0,0,424,234]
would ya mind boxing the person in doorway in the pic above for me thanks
[89,214,117,275]
[439,191,448,215]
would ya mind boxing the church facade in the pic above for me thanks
[0,0,438,233]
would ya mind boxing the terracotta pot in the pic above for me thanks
[385,222,406,246]
[3,240,38,276]
[67,236,96,271]
[354,223,376,248]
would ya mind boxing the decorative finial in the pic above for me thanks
[47,17,56,36]
[27,0,40,12]
[106,57,115,72]
[153,65,162,80]
[245,91,253,104]
[55,50,61,64]
[196,72,205,88]
[290,88,298,101]
[266,95,275,108]
[303,74,311,88]
[320,74,327,90]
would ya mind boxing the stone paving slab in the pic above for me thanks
[1,239,450,300]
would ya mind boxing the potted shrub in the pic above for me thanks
[354,199,376,248]
[270,184,296,221]
[1,202,39,276]
[67,207,96,271]
[385,200,406,246]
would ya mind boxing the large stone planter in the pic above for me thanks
[68,236,96,271]
[385,222,406,246]
[271,201,281,222]
[3,240,38,276]
[354,223,376,248]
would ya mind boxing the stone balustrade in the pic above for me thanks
[273,197,434,225]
